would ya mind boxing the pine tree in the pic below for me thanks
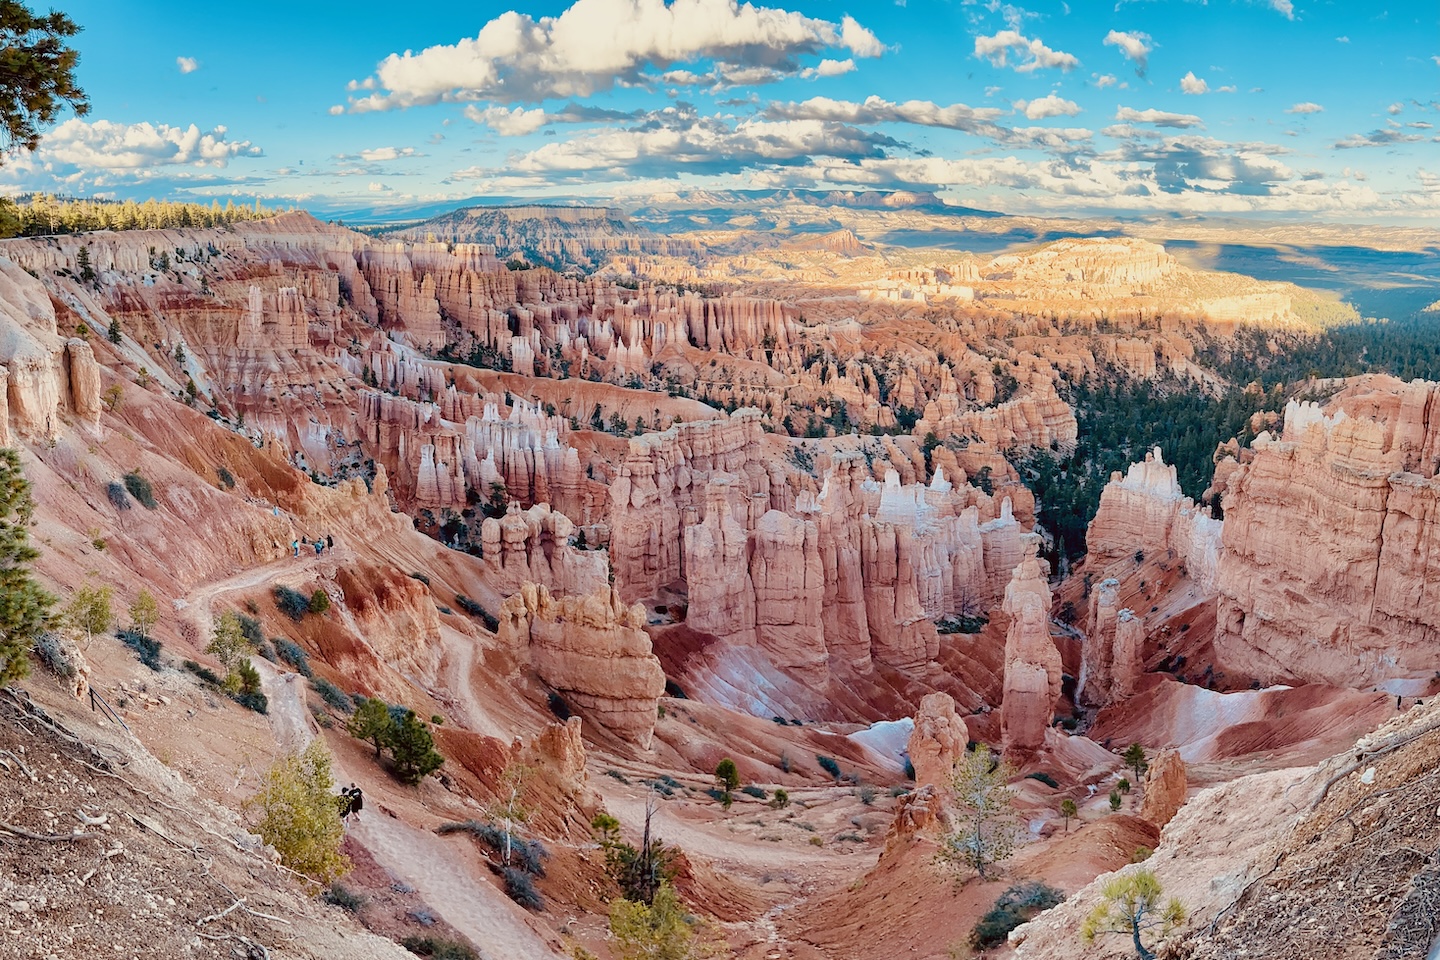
[388,709,443,785]
[0,3,88,161]
[347,695,393,759]
[63,583,111,648]
[107,318,121,344]
[936,747,1019,882]
[0,448,55,682]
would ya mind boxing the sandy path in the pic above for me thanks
[179,555,563,960]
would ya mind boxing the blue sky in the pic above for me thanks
[3,0,1438,221]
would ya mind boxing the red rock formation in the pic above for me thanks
[1139,748,1187,828]
[1214,381,1440,687]
[498,582,666,748]
[479,501,608,598]
[906,692,968,788]
[1085,446,1221,591]
[1000,549,1061,755]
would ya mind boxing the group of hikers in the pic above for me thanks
[338,783,364,822]
[292,534,334,558]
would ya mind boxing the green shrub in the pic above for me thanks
[312,678,354,714]
[273,585,310,621]
[323,884,365,913]
[400,935,478,960]
[183,659,223,686]
[236,612,265,646]
[106,481,131,511]
[408,571,431,586]
[123,471,158,509]
[970,882,1065,950]
[33,633,75,678]
[309,589,331,615]
[502,866,543,911]
[856,783,877,805]
[454,594,498,630]
[232,689,269,714]
[117,627,162,671]
[935,613,989,634]
[771,788,790,809]
[816,755,841,780]
[274,638,313,677]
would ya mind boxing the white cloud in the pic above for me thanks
[1336,36,1349,43]
[37,119,261,170]
[1286,102,1324,114]
[176,56,199,74]
[328,105,345,116]
[1103,30,1152,76]
[344,0,885,109]
[1094,73,1117,89]
[973,30,1079,73]
[464,102,646,135]
[1432,55,1440,67]
[1180,71,1209,95]
[804,58,856,79]
[764,95,1091,151]
[1114,106,1204,128]
[466,105,551,135]
[349,147,422,161]
[1388,102,1404,115]
[1335,127,1425,149]
[1217,85,1237,93]
[1270,0,1294,19]
[450,110,903,181]
[1016,94,1081,119]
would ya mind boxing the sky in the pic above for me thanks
[2,0,1438,222]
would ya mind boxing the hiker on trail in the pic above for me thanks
[313,539,323,557]
[326,534,334,550]
[350,785,364,818]
[292,538,300,558]
[337,786,353,820]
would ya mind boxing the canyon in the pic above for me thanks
[3,202,1437,960]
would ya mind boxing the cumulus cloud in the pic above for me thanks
[176,56,199,74]
[1269,0,1294,19]
[343,0,885,109]
[1114,106,1204,128]
[450,108,902,182]
[464,102,643,135]
[1388,102,1404,115]
[1180,71,1209,95]
[1286,102,1324,114]
[764,95,1091,151]
[1335,127,1426,149]
[334,146,424,162]
[973,30,1079,73]
[1103,30,1152,76]
[1016,94,1081,119]
[38,119,261,170]
[1094,73,1118,89]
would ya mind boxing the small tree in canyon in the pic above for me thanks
[936,746,1019,883]
[1081,869,1186,960]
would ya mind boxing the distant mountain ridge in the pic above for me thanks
[378,203,700,269]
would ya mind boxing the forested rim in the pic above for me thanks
[1019,309,1440,566]
[0,195,287,237]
